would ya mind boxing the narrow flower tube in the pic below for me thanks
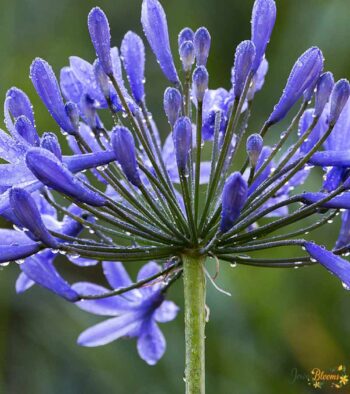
[246,134,263,166]
[41,132,62,160]
[179,41,195,72]
[30,58,75,134]
[193,27,211,66]
[10,188,58,248]
[14,116,40,146]
[121,31,146,103]
[267,47,324,125]
[88,7,113,75]
[5,87,35,126]
[172,116,192,173]
[63,150,117,173]
[164,87,182,126]
[305,242,350,289]
[220,172,248,233]
[111,126,142,187]
[0,243,40,264]
[141,0,179,84]
[251,0,276,72]
[233,40,256,99]
[21,254,80,301]
[178,27,194,47]
[192,66,209,102]
[26,148,106,206]
[329,79,350,126]
[314,72,334,117]
[301,192,350,209]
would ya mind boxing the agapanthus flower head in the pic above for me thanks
[2,0,350,379]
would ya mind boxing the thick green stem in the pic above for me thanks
[182,254,206,394]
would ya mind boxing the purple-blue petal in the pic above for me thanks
[30,58,75,134]
[305,242,350,289]
[268,47,324,124]
[141,0,178,84]
[121,31,146,103]
[26,148,106,206]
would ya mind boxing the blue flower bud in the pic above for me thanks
[251,0,276,72]
[30,58,75,134]
[41,132,62,160]
[220,172,248,233]
[64,150,117,173]
[172,116,192,173]
[141,0,179,84]
[87,7,113,75]
[268,47,324,125]
[20,253,79,301]
[164,87,182,126]
[0,243,40,264]
[121,31,146,103]
[192,66,209,102]
[5,87,35,126]
[111,126,142,187]
[179,41,195,72]
[314,72,334,117]
[232,40,256,99]
[329,79,350,126]
[14,116,40,146]
[65,102,80,132]
[193,27,211,66]
[10,188,58,248]
[26,148,106,206]
[304,242,350,289]
[60,67,84,104]
[178,27,194,47]
[246,134,263,166]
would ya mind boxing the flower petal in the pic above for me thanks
[154,300,179,323]
[21,252,79,301]
[305,242,350,289]
[77,313,141,347]
[137,320,166,365]
[16,272,35,293]
[73,282,131,315]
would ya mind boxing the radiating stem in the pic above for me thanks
[182,253,206,394]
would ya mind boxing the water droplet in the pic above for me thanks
[342,282,350,291]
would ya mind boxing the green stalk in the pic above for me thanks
[182,253,206,394]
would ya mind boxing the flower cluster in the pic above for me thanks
[1,0,350,365]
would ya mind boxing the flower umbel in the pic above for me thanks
[1,0,350,391]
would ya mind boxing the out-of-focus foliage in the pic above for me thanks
[1,0,350,392]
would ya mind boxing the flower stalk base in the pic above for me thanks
[183,254,206,394]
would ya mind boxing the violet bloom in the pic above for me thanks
[2,1,350,389]
[74,261,179,365]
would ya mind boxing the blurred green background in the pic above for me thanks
[1,0,350,393]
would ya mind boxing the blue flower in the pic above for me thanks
[73,261,179,365]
